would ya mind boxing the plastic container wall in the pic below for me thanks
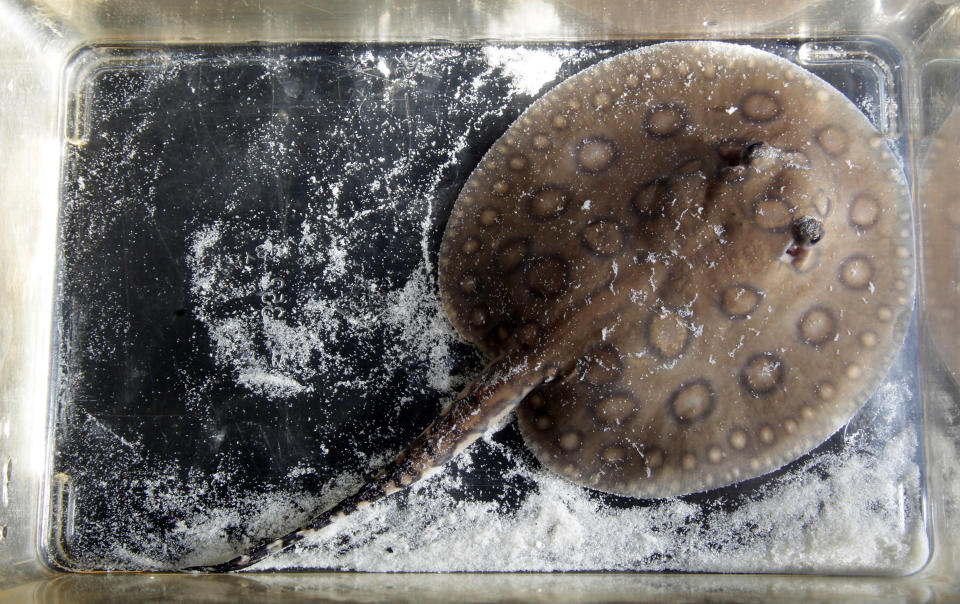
[0,0,958,601]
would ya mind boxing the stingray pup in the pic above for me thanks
[189,41,914,572]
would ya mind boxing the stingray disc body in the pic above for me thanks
[438,42,914,498]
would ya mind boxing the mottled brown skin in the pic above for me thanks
[189,42,914,572]
[441,42,913,498]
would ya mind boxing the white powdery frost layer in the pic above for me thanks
[483,47,567,96]
[255,386,925,573]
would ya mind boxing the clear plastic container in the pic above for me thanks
[1,0,958,601]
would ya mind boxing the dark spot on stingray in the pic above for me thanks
[739,90,781,123]
[644,103,687,138]
[576,136,619,174]
[582,219,624,256]
[525,255,569,298]
[580,344,624,387]
[668,379,716,425]
[527,185,573,222]
[631,179,672,221]
[838,254,874,290]
[798,306,837,347]
[720,283,763,319]
[646,308,693,360]
[496,238,531,274]
[740,352,786,397]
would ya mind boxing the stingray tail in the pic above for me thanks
[183,352,555,572]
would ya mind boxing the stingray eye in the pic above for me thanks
[741,141,782,174]
[741,141,765,162]
[792,216,824,246]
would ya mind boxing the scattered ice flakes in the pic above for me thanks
[482,46,566,96]
[376,57,391,79]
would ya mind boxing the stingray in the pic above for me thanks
[189,41,914,571]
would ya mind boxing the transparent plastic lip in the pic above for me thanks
[41,38,928,575]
